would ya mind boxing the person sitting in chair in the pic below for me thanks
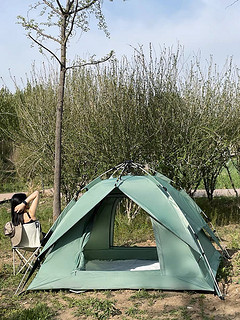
[11,190,40,226]
[11,190,45,246]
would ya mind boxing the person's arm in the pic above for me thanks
[14,191,40,218]
[26,190,40,218]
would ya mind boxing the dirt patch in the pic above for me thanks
[48,227,240,320]
[36,243,240,320]
[51,286,240,320]
[1,213,239,319]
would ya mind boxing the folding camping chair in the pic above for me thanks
[12,221,42,276]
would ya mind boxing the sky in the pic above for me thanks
[0,0,240,91]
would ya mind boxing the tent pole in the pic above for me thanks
[132,162,152,176]
[99,163,124,178]
[200,211,231,259]
[189,225,224,299]
[109,163,126,178]
[115,161,133,184]
[74,163,124,199]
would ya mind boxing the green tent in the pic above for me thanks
[27,162,225,298]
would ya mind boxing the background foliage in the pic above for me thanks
[1,46,240,200]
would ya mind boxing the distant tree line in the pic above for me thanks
[1,46,240,201]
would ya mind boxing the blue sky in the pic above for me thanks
[0,0,240,91]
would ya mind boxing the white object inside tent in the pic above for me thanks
[85,259,160,271]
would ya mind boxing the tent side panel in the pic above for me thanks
[151,219,207,282]
[84,197,118,250]
[28,214,92,291]
[154,175,206,231]
[38,180,116,257]
[197,230,221,277]
[119,177,200,253]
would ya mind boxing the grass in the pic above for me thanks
[129,289,167,307]
[0,194,240,319]
[63,295,121,319]
[195,197,240,226]
[113,207,155,246]
[1,302,56,320]
[216,161,240,190]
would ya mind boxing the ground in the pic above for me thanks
[1,225,239,320]
[0,195,240,320]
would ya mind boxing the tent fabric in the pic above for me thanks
[153,173,224,252]
[29,271,214,292]
[27,172,222,297]
[50,198,77,233]
[38,179,116,257]
[153,173,206,231]
[118,176,200,253]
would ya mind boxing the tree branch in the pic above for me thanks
[66,0,75,13]
[56,0,66,15]
[71,0,98,14]
[42,0,61,15]
[66,50,114,70]
[226,0,239,8]
[65,0,79,44]
[28,34,62,66]
[29,24,61,44]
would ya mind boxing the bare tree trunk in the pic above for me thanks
[18,1,113,222]
[53,17,67,221]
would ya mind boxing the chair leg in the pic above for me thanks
[14,247,41,295]
[15,262,32,295]
[12,249,15,275]
[12,248,38,275]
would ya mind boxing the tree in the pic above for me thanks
[0,88,17,186]
[12,44,240,206]
[18,0,114,220]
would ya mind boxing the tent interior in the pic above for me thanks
[83,189,160,272]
